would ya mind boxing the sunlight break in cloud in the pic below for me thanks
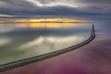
[26,0,79,8]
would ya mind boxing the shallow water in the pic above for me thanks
[0,23,92,65]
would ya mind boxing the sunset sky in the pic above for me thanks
[0,0,111,74]
[0,0,111,22]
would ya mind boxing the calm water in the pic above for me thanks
[0,23,91,65]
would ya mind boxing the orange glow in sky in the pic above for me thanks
[14,18,90,23]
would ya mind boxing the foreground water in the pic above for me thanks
[1,22,111,74]
[0,23,91,65]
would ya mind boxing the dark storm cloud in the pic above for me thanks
[0,0,111,21]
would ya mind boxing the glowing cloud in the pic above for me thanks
[26,0,79,8]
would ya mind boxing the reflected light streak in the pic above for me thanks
[14,23,81,28]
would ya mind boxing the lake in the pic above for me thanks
[0,22,92,65]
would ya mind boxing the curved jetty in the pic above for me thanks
[0,24,95,72]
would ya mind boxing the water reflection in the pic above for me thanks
[0,23,91,65]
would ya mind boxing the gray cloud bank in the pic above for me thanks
[0,0,111,21]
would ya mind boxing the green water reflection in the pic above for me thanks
[0,23,91,65]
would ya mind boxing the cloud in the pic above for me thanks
[0,0,34,8]
[0,0,111,21]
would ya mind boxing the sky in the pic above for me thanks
[0,0,111,21]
